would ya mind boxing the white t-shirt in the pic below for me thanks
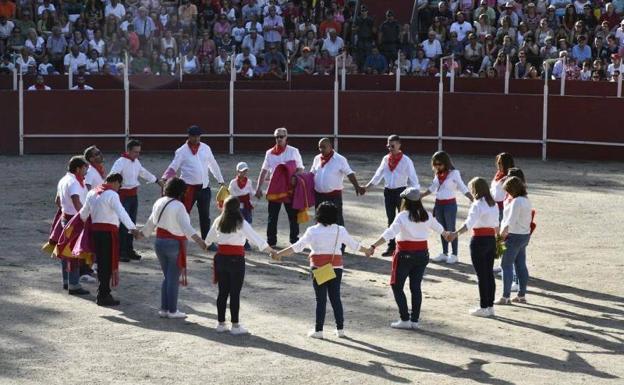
[105,3,126,19]
[422,39,442,59]
[85,164,104,188]
[381,211,444,242]
[57,172,88,215]
[142,197,198,239]
[291,224,361,268]
[64,52,88,74]
[449,21,473,42]
[261,145,304,173]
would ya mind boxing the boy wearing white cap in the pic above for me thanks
[228,162,255,250]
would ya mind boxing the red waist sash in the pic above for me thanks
[435,198,456,205]
[213,244,245,284]
[310,253,343,268]
[91,223,121,287]
[157,228,188,286]
[391,241,428,285]
[119,187,138,200]
[183,184,202,213]
[472,227,496,237]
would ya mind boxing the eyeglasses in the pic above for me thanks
[275,135,286,139]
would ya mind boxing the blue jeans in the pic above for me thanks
[120,195,138,258]
[61,259,81,289]
[391,250,428,322]
[435,202,458,255]
[312,268,344,332]
[501,233,531,298]
[155,238,183,313]
[240,207,252,223]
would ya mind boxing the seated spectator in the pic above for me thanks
[0,53,15,73]
[422,30,442,60]
[130,49,149,73]
[522,3,540,32]
[254,56,269,76]
[24,28,45,62]
[64,45,88,74]
[71,30,90,54]
[525,65,541,79]
[71,75,94,90]
[322,29,344,57]
[450,11,471,43]
[178,0,198,31]
[514,50,529,78]
[213,13,232,39]
[293,45,314,74]
[607,54,624,78]
[217,31,236,55]
[264,43,286,70]
[571,35,592,64]
[245,14,263,35]
[394,50,411,74]
[87,49,106,73]
[474,14,494,41]
[235,46,257,70]
[105,0,126,20]
[411,48,429,76]
[16,47,36,74]
[237,58,253,78]
[27,74,51,90]
[182,50,199,74]
[336,47,358,74]
[551,51,568,79]
[300,29,320,55]
[266,59,284,79]
[89,29,107,56]
[592,59,606,80]
[540,37,558,60]
[315,48,334,75]
[535,18,554,47]
[148,49,162,74]
[242,0,261,22]
[319,11,342,38]
[283,31,300,61]
[242,28,265,56]
[565,57,580,79]
[590,70,601,81]
[214,48,231,75]
[231,18,246,48]
[197,30,216,69]
[579,60,592,80]
[464,33,483,70]
[363,46,388,74]
[428,17,447,42]
[492,51,508,77]
[445,31,464,57]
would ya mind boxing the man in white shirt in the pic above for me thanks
[311,137,365,230]
[80,173,142,306]
[365,135,420,256]
[422,31,442,60]
[322,29,344,57]
[255,127,304,247]
[235,47,257,69]
[162,125,225,243]
[55,156,90,294]
[262,6,283,45]
[70,75,94,90]
[64,45,88,74]
[449,12,473,43]
[105,0,126,20]
[110,139,163,261]
[241,28,265,56]
[27,74,52,91]
[84,145,106,190]
[607,53,624,77]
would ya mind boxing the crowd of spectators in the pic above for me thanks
[0,0,623,81]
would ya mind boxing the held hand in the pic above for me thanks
[199,240,208,251]
[500,228,509,240]
[255,189,263,199]
[357,186,366,196]
[131,229,143,240]
[157,179,165,188]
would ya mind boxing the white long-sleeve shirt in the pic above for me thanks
[310,152,354,193]
[291,224,361,268]
[427,169,469,200]
[164,143,224,188]
[462,198,500,230]
[79,189,136,229]
[205,218,268,251]
[142,197,198,239]
[369,154,420,189]
[261,145,304,173]
[381,211,444,242]
[501,196,532,235]
[490,177,507,202]
[57,173,88,215]
[110,157,157,190]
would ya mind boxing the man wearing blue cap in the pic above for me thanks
[162,125,225,244]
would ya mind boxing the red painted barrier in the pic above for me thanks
[0,91,19,155]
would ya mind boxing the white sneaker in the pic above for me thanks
[410,321,420,329]
[230,324,249,335]
[167,311,187,319]
[215,323,229,333]
[498,270,503,277]
[446,254,458,264]
[511,282,519,292]
[432,253,447,262]
[307,330,324,339]
[80,274,96,283]
[493,266,502,273]
[469,307,491,317]
[390,320,413,330]
[158,310,168,318]
[487,307,496,317]
[335,329,345,338]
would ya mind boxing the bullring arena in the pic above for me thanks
[2,0,624,382]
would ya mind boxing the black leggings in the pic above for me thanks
[470,236,496,308]
[390,251,428,322]
[215,255,246,323]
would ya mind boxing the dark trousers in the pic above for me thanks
[470,236,496,309]
[188,186,212,239]
[315,192,344,226]
[93,231,113,299]
[391,251,428,322]
[215,255,245,323]
[312,268,344,332]
[384,187,406,249]
[267,201,299,246]
[119,195,138,258]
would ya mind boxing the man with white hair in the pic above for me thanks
[255,128,304,247]
[322,29,344,57]
[551,50,568,79]
[133,6,155,44]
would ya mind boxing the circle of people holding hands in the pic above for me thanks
[46,126,534,338]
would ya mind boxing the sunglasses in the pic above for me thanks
[433,162,443,166]
[275,135,286,139]
[386,144,396,149]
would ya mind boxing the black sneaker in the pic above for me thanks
[63,283,68,290]
[120,254,131,262]
[68,288,90,296]
[96,295,120,307]
[207,243,217,252]
[129,251,142,261]
[381,248,395,257]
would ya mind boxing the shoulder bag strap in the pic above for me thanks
[156,198,176,225]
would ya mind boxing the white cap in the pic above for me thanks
[236,162,249,172]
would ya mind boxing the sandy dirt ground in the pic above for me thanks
[1,151,623,385]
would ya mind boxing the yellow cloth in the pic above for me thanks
[216,185,230,209]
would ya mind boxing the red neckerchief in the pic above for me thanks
[494,170,506,182]
[35,83,45,90]
[94,183,115,195]
[387,151,403,172]
[90,162,106,178]
[188,141,200,155]
[320,150,334,168]
[237,176,248,190]
[121,152,135,162]
[72,172,85,188]
[437,170,449,185]
[271,144,286,156]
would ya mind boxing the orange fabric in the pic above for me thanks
[157,228,188,286]
[91,223,121,287]
[390,241,428,285]
[121,152,135,161]
[0,1,16,19]
[472,227,496,237]
[270,144,286,155]
[387,151,403,172]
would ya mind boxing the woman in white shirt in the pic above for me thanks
[451,178,499,317]
[490,152,515,220]
[421,151,473,264]
[498,176,533,305]
[206,196,275,335]
[273,202,371,339]
[142,178,207,319]
[368,188,450,330]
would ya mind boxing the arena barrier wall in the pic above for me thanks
[2,80,623,160]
